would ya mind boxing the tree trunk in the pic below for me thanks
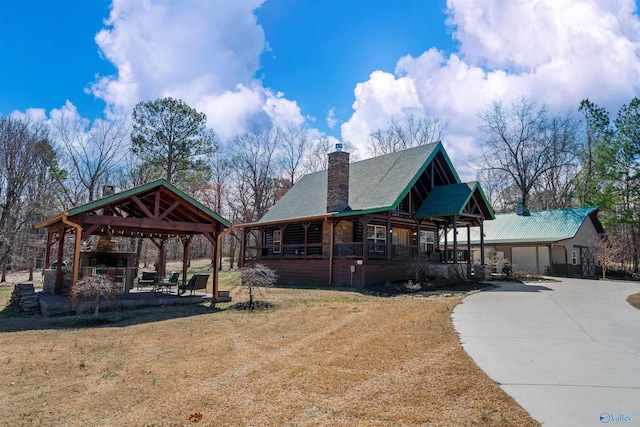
[94,294,100,318]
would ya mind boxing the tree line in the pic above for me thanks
[0,95,638,280]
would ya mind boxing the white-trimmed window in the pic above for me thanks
[367,225,386,243]
[273,229,282,254]
[571,250,578,265]
[420,231,435,254]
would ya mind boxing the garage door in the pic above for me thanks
[511,247,538,273]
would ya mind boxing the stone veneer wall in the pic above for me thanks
[327,149,350,212]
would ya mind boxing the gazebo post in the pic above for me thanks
[213,233,220,300]
[55,230,65,295]
[182,237,191,287]
[158,239,167,280]
[45,232,52,268]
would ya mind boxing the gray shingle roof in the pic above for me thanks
[256,142,451,224]
[452,207,601,244]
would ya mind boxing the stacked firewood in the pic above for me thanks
[7,283,40,313]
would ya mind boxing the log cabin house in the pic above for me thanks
[237,142,495,287]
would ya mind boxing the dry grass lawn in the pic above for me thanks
[0,272,538,426]
[627,292,640,310]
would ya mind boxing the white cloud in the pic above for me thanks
[326,108,337,129]
[341,0,640,172]
[88,0,303,141]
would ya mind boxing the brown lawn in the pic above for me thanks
[627,292,640,310]
[0,273,538,426]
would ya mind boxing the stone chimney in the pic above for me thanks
[327,143,350,213]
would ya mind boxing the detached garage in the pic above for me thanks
[450,207,604,277]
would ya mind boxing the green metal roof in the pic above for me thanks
[66,178,231,228]
[256,142,458,224]
[415,181,495,220]
[452,207,601,244]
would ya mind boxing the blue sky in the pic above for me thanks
[1,0,640,166]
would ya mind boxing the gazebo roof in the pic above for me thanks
[36,179,231,238]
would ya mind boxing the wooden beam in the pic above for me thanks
[154,190,161,218]
[81,223,101,240]
[80,215,218,233]
[131,195,154,218]
[148,237,161,250]
[158,200,180,220]
[202,232,217,247]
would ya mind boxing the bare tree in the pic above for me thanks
[594,233,624,279]
[53,114,129,203]
[229,125,282,224]
[471,97,580,212]
[303,138,357,173]
[531,115,581,209]
[367,114,447,156]
[279,123,310,186]
[231,263,278,310]
[0,117,57,281]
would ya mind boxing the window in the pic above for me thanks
[273,229,282,254]
[367,225,386,243]
[420,231,435,254]
[367,224,386,256]
[571,250,578,265]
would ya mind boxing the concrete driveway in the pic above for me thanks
[453,277,640,427]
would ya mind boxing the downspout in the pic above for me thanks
[60,212,82,311]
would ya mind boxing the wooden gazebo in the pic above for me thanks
[36,179,231,301]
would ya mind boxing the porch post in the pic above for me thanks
[480,220,485,266]
[467,224,472,277]
[362,217,369,262]
[416,219,422,259]
[443,222,448,264]
[329,220,335,285]
[453,215,458,264]
[302,222,310,259]
[387,213,392,261]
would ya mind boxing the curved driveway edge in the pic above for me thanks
[453,277,640,427]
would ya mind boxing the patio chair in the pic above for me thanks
[157,271,180,294]
[178,274,209,296]
[136,271,158,290]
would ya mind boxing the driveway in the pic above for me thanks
[453,277,640,427]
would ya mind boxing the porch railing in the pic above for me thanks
[333,243,420,260]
